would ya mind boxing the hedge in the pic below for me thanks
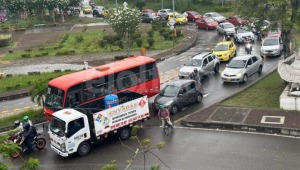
[0,34,12,47]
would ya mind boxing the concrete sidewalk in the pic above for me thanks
[181,103,300,137]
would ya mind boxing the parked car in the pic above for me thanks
[221,55,264,83]
[178,52,220,79]
[213,41,237,61]
[82,5,92,14]
[141,12,159,23]
[152,79,203,114]
[66,6,81,16]
[227,15,248,26]
[195,17,218,30]
[158,9,178,19]
[260,36,283,57]
[216,22,236,36]
[168,13,188,25]
[203,12,226,23]
[184,10,202,22]
[233,27,255,43]
[92,6,108,17]
[142,8,158,16]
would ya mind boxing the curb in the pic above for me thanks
[181,120,300,137]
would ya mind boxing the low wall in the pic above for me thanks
[280,86,300,111]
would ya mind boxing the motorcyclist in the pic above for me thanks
[244,37,252,54]
[226,35,231,41]
[190,68,201,83]
[19,122,36,154]
[23,115,33,126]
[158,104,173,128]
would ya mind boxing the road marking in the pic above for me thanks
[203,93,210,97]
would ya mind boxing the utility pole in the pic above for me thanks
[116,0,118,9]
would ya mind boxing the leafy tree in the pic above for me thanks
[236,0,300,58]
[0,131,40,170]
[107,2,141,57]
[29,79,48,106]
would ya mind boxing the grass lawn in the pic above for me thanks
[222,71,287,109]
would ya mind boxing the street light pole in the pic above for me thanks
[116,0,118,9]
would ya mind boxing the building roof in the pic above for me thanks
[278,51,300,82]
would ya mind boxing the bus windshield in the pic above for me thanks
[45,86,64,109]
[50,116,66,137]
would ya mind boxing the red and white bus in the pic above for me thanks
[44,55,160,120]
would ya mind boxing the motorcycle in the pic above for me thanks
[9,131,46,157]
[244,39,252,54]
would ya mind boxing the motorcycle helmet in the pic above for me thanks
[159,104,165,109]
[194,68,198,73]
[23,116,29,122]
[23,122,30,130]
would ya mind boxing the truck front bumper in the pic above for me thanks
[51,144,69,157]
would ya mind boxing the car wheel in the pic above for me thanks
[242,74,248,83]
[119,126,131,140]
[214,63,220,73]
[170,105,178,115]
[196,93,203,103]
[149,19,153,23]
[78,142,90,157]
[258,65,263,74]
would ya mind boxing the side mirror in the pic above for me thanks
[247,65,251,68]
[178,93,183,97]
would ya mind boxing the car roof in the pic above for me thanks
[232,55,253,60]
[264,36,279,40]
[166,79,195,87]
[216,41,231,45]
[221,22,234,26]
[192,52,212,59]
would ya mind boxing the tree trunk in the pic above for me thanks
[60,8,65,23]
[49,8,55,23]
[282,30,292,59]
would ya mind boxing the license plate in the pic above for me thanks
[226,78,231,81]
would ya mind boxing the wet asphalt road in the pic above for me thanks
[4,23,294,169]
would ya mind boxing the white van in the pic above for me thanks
[260,36,283,57]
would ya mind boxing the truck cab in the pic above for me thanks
[49,109,91,157]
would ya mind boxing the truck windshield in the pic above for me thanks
[50,116,66,137]
[45,86,64,109]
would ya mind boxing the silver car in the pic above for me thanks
[260,36,283,57]
[152,79,203,114]
[178,52,220,79]
[221,55,264,83]
[216,22,235,36]
[203,12,226,23]
[233,27,255,43]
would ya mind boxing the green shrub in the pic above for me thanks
[56,51,70,55]
[201,0,213,5]
[25,49,32,52]
[214,5,231,12]
[133,31,142,40]
[98,39,107,48]
[147,29,154,38]
[0,34,12,47]
[21,54,31,58]
[60,33,69,43]
[34,53,42,57]
[75,35,84,42]
[136,38,143,47]
[39,47,44,51]
[147,38,155,48]
[162,32,170,40]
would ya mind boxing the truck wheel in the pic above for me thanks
[78,142,90,157]
[119,127,131,140]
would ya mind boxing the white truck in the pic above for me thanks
[48,91,150,157]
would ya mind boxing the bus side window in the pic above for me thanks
[122,76,132,88]
[67,93,80,107]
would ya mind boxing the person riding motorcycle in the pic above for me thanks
[189,68,201,83]
[23,115,33,126]
[158,104,173,128]
[19,122,36,154]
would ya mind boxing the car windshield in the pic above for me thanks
[160,85,180,97]
[214,44,229,51]
[191,11,199,15]
[223,24,234,29]
[204,18,214,22]
[50,116,66,137]
[263,39,278,46]
[237,28,249,33]
[176,14,185,18]
[227,59,246,68]
[211,13,221,17]
[185,59,202,66]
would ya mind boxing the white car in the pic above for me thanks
[203,12,226,23]
[158,9,178,19]
[178,52,220,79]
[260,36,283,57]
[216,22,235,36]
[221,55,264,83]
[233,27,255,43]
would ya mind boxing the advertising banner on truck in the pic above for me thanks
[93,96,150,136]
